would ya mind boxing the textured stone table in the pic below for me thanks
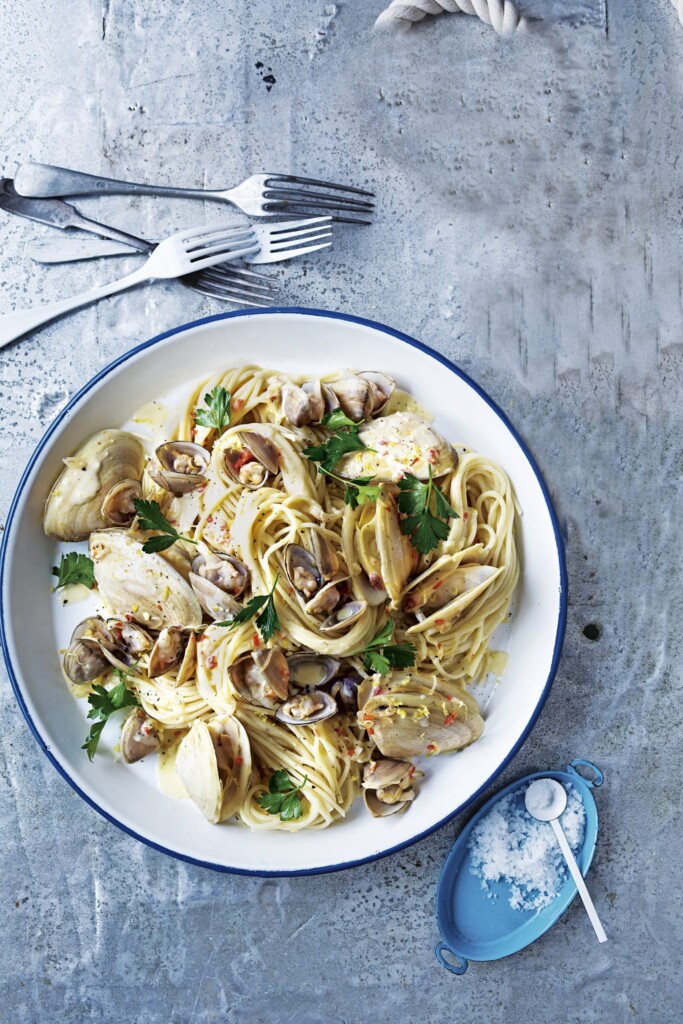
[0,1,680,1021]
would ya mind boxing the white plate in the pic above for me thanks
[0,309,566,876]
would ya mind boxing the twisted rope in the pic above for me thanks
[374,0,526,36]
[671,0,683,28]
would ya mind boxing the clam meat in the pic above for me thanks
[229,648,290,708]
[224,431,280,489]
[149,441,210,495]
[336,412,455,482]
[362,758,421,818]
[101,479,142,526]
[275,690,337,726]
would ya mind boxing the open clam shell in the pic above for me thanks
[101,479,142,526]
[191,549,248,598]
[286,654,340,691]
[175,714,252,823]
[62,616,112,684]
[375,484,418,608]
[44,430,145,541]
[404,562,503,633]
[228,648,290,708]
[319,600,367,633]
[120,708,161,764]
[189,572,241,622]
[148,627,186,678]
[149,441,210,495]
[224,431,280,489]
[275,690,337,726]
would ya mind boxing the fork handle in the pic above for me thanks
[0,265,148,349]
[67,210,154,253]
[15,162,227,204]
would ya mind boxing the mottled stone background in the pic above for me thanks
[0,1,681,1021]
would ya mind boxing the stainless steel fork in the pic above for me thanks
[14,163,375,224]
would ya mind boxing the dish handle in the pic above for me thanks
[435,941,468,975]
[566,758,604,788]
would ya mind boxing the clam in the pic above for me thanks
[310,533,340,581]
[228,648,290,708]
[286,654,339,691]
[149,441,210,495]
[284,544,321,599]
[62,616,112,684]
[224,431,280,489]
[319,600,367,633]
[352,571,389,607]
[120,708,161,764]
[148,627,189,678]
[327,376,374,422]
[101,479,142,526]
[275,690,337,726]
[357,674,484,758]
[362,758,420,817]
[360,371,395,414]
[281,380,326,427]
[102,618,153,671]
[375,485,418,607]
[90,529,202,630]
[305,579,343,617]
[175,714,252,823]
[192,549,248,597]
[189,572,241,622]
[404,562,503,633]
[336,412,456,483]
[330,675,360,713]
[44,430,145,541]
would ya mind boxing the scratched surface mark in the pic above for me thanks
[0,1,681,1022]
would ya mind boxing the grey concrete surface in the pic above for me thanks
[0,1,681,1021]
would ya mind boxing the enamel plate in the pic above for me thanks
[0,309,567,875]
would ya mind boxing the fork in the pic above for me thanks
[14,163,375,224]
[0,178,277,308]
[0,222,260,348]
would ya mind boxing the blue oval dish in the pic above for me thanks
[435,759,604,974]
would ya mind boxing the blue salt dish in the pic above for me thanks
[434,759,603,974]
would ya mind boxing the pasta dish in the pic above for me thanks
[45,365,519,830]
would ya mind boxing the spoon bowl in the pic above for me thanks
[525,777,567,821]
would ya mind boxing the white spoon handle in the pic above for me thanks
[551,818,607,943]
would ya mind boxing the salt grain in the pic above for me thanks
[468,783,586,911]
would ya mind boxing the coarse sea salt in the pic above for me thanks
[468,783,586,912]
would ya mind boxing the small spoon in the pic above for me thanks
[525,778,607,943]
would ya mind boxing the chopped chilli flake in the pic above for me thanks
[252,633,260,647]
[435,618,445,626]
[234,756,244,765]
[468,783,586,912]
[444,713,457,726]
[207,656,218,670]
[232,450,255,471]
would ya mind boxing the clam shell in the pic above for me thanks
[275,690,337,726]
[175,715,251,823]
[375,484,418,608]
[90,529,202,630]
[191,550,248,598]
[404,562,502,633]
[286,654,340,690]
[150,441,210,495]
[189,572,241,622]
[319,600,367,633]
[120,708,161,764]
[229,648,290,708]
[101,479,142,526]
[44,430,145,541]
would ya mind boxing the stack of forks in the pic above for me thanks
[0,162,374,348]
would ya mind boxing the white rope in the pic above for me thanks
[374,0,526,36]
[671,0,683,28]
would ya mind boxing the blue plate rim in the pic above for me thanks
[0,306,568,877]
[435,767,599,962]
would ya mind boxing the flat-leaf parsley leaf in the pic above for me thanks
[194,385,231,433]
[397,466,459,554]
[361,620,416,677]
[216,572,280,643]
[51,551,95,591]
[82,667,140,762]
[302,410,374,474]
[257,769,307,820]
[133,498,198,554]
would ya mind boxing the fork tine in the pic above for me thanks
[197,267,280,294]
[266,174,375,198]
[264,189,374,213]
[177,219,249,242]
[186,228,255,253]
[191,241,260,269]
[248,240,332,264]
[262,204,372,225]
[268,230,332,251]
[266,215,332,234]
[188,279,273,307]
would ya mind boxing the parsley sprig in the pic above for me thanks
[362,620,417,677]
[52,552,95,591]
[194,385,231,433]
[302,409,374,474]
[318,467,380,509]
[132,498,198,554]
[82,667,140,762]
[216,572,280,643]
[397,466,459,554]
[257,769,307,821]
